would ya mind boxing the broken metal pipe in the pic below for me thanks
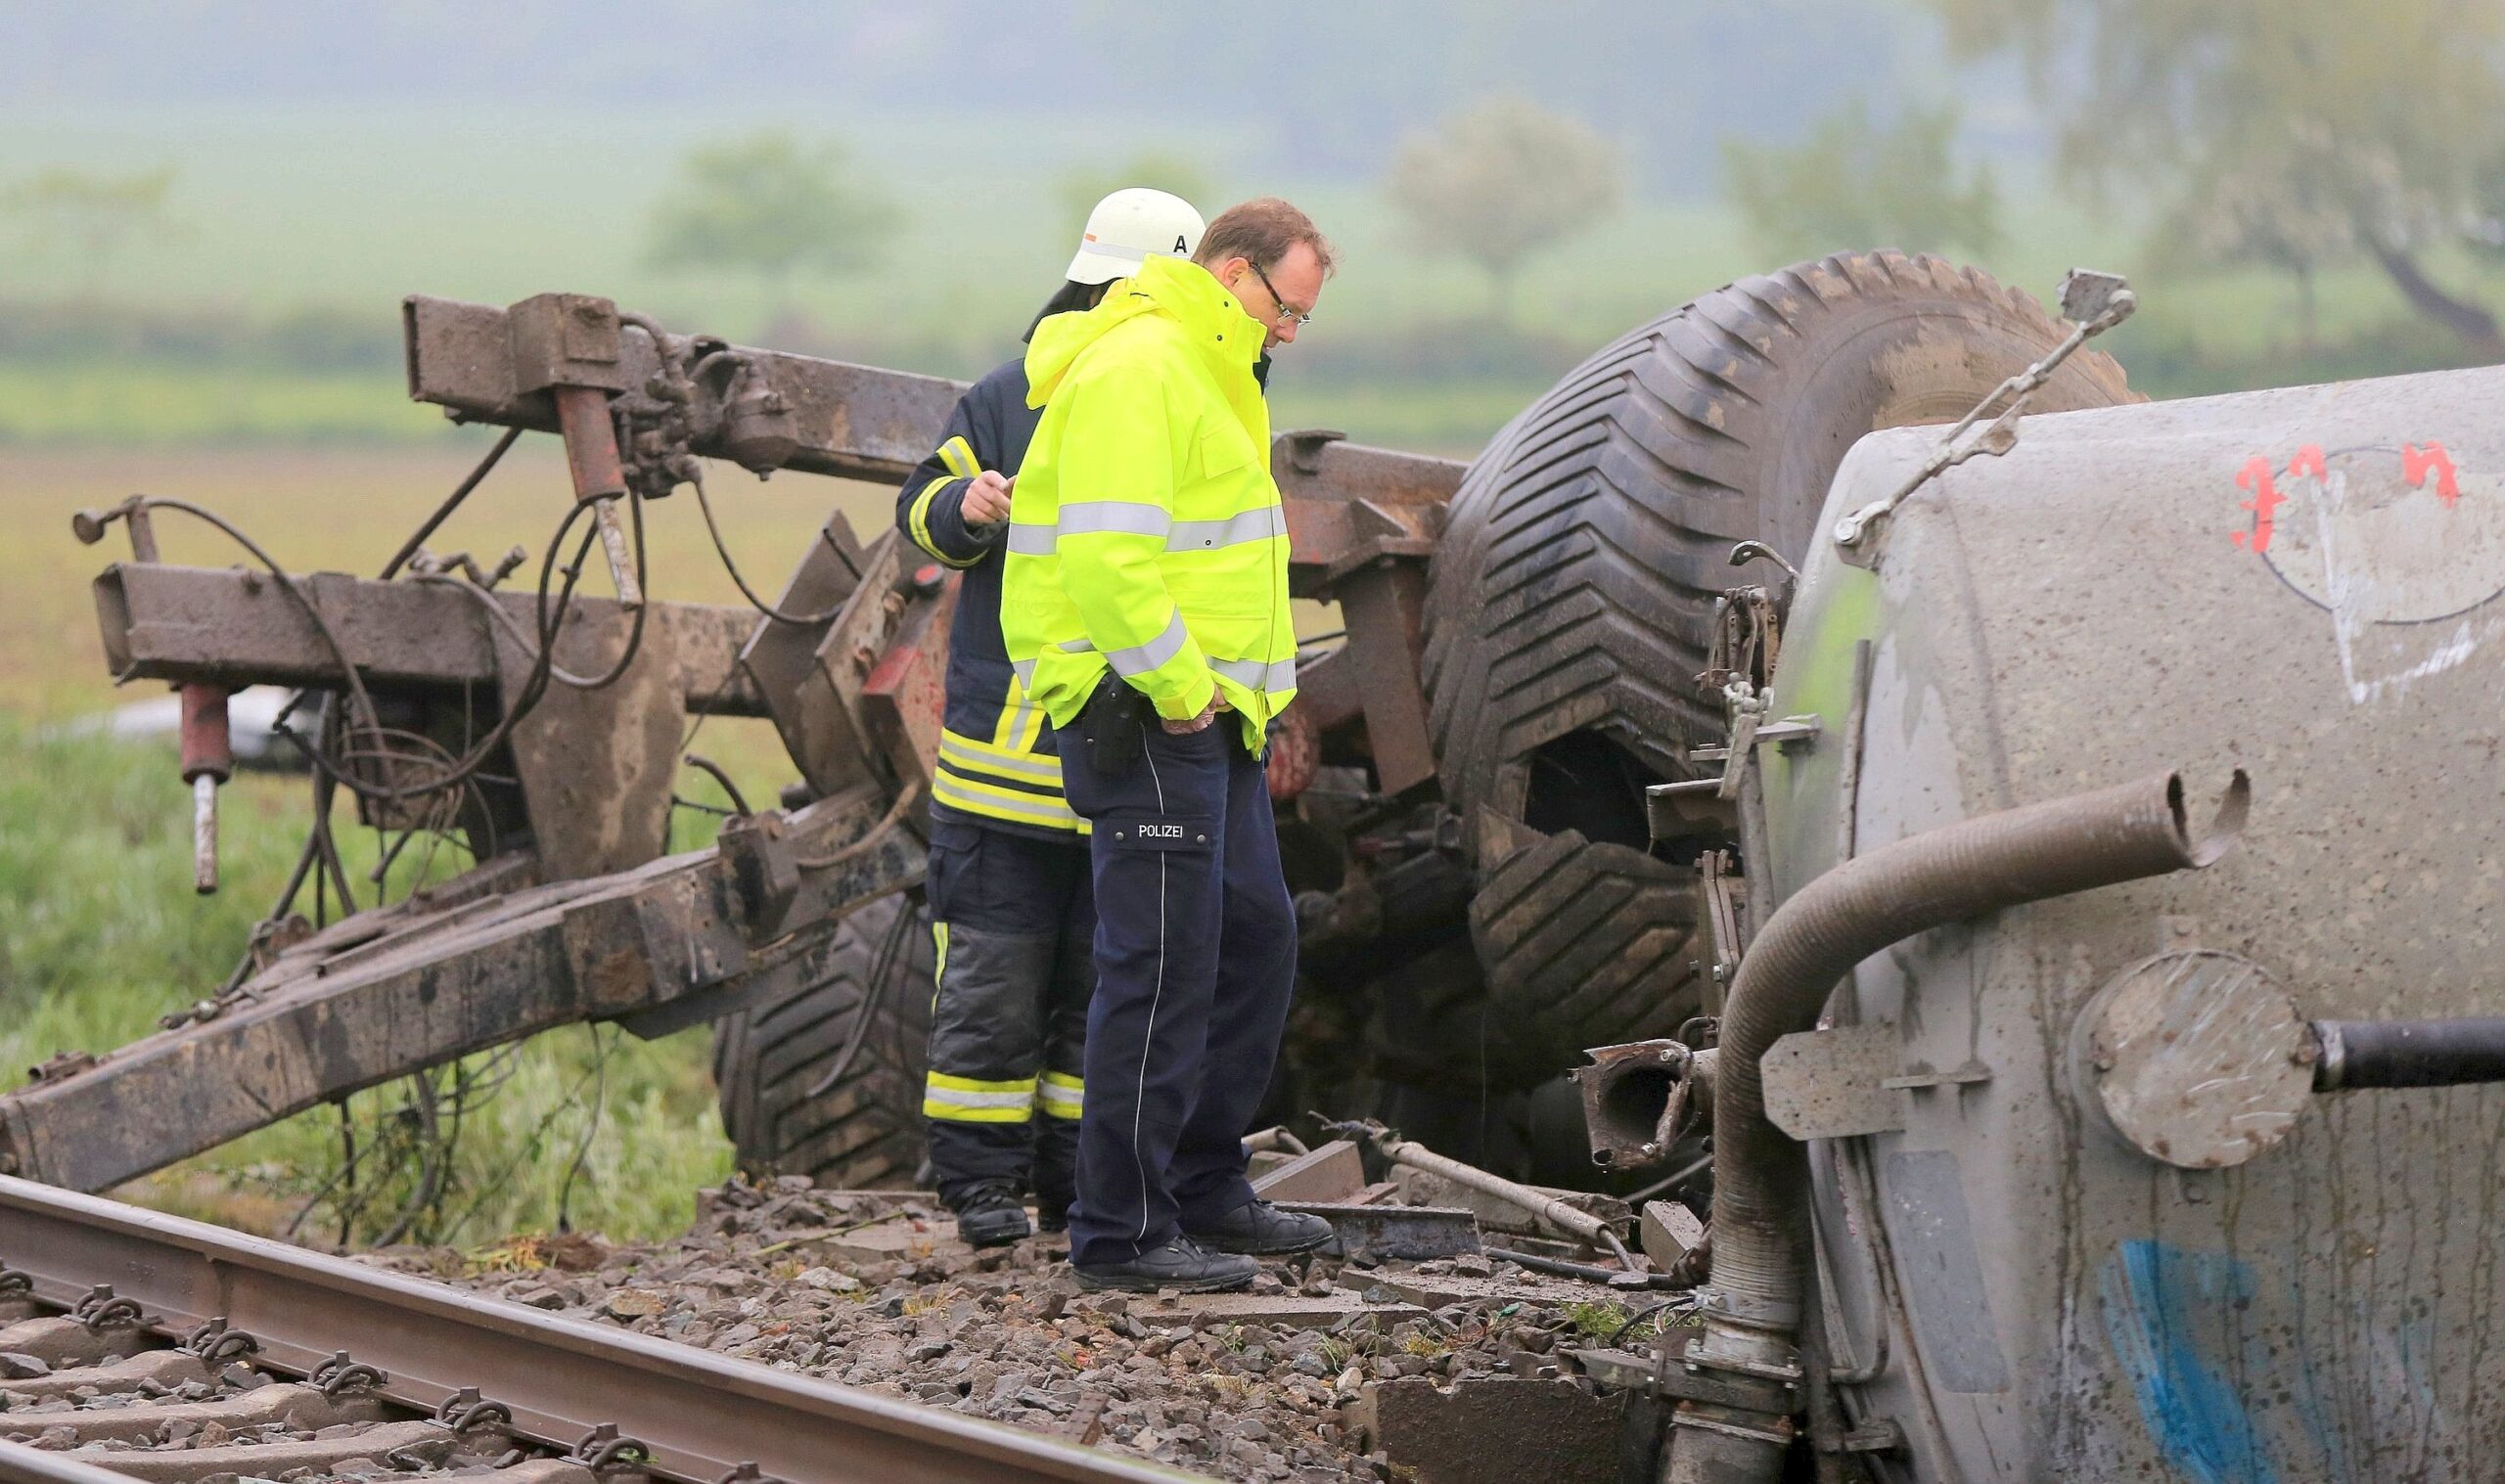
[178,684,233,895]
[1331,1120,1637,1267]
[1673,769,2246,1484]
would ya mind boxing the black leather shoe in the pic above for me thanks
[950,1181,1031,1249]
[1033,1193,1071,1235]
[1183,1198,1335,1256]
[1073,1235,1258,1292]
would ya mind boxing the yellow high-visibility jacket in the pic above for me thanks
[1001,253,1295,752]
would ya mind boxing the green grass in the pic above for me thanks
[0,717,736,1246]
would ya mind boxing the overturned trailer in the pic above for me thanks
[19,252,2505,1477]
[13,253,2131,1199]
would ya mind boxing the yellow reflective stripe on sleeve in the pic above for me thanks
[936,436,981,481]
[1038,1071,1084,1119]
[924,1100,1032,1123]
[901,477,977,570]
[928,1072,1037,1094]
[925,1070,1037,1124]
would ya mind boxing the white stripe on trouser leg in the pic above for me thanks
[1133,723,1167,1247]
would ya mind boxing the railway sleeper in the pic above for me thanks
[0,1316,154,1371]
[0,1380,390,1446]
[0,1348,224,1402]
[90,1417,469,1484]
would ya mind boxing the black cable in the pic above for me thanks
[691,469,847,624]
[800,903,918,1099]
[127,496,591,806]
[428,485,651,692]
[1603,1299,1693,1347]
[381,427,523,580]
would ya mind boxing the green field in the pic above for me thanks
[8,99,2502,457]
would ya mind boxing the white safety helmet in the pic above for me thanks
[1066,188,1207,286]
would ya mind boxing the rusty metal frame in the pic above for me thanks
[0,783,923,1194]
[404,294,1466,797]
[0,1176,1187,1484]
[95,562,766,716]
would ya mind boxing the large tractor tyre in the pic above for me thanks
[1466,827,1702,1070]
[1421,250,2134,1059]
[711,893,934,1189]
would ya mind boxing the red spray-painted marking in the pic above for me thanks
[2289,444,2326,480]
[2404,442,2460,507]
[2233,455,2284,552]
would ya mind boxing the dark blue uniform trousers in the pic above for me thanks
[920,815,1096,1209]
[1053,713,1298,1267]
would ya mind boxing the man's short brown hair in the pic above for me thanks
[1192,197,1337,276]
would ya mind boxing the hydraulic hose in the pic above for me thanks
[2313,1017,2505,1091]
[1702,770,2247,1367]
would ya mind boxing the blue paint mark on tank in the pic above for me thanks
[2098,1239,2280,1484]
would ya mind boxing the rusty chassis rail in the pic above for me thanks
[403,292,1464,795]
[0,781,923,1194]
[0,1176,1194,1484]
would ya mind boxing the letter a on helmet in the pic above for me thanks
[1066,188,1207,286]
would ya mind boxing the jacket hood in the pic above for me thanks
[1025,254,1261,406]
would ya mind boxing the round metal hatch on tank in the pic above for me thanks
[2069,949,2313,1169]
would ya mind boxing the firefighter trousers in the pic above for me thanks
[920,813,1096,1209]
[1052,712,1298,1266]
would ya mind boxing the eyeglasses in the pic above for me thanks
[1247,260,1313,329]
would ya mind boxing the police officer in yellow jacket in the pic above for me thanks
[1001,199,1336,1291]
[899,189,1207,1247]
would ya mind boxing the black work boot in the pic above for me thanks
[1184,1198,1335,1256]
[949,1180,1031,1249]
[1073,1235,1258,1293]
[1033,1189,1072,1235]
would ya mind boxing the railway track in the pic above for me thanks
[0,1178,1197,1484]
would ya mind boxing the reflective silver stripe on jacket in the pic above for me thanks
[1209,655,1298,692]
[1104,611,1191,677]
[1008,502,1282,557]
[1165,505,1283,551]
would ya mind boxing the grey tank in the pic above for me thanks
[1760,363,2505,1482]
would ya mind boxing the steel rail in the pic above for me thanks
[0,1177,1201,1484]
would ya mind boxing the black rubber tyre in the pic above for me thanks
[1467,827,1702,1070]
[1421,250,2135,1058]
[711,893,934,1188]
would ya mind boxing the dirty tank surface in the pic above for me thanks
[1762,364,2505,1481]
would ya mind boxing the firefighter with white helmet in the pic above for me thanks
[895,187,1206,1247]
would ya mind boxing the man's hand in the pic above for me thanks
[960,471,1014,528]
[1161,689,1232,735]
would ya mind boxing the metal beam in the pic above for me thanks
[400,293,1468,582]
[94,562,767,717]
[405,294,968,485]
[0,787,920,1193]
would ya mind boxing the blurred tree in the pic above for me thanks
[3,166,178,294]
[1720,101,2000,263]
[646,131,900,311]
[1056,152,1215,238]
[1931,0,2505,356]
[1385,95,1621,323]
